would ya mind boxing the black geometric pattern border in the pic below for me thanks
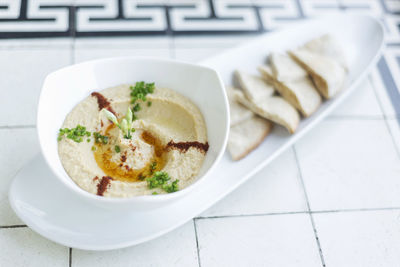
[0,0,398,39]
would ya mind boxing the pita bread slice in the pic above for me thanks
[226,86,253,127]
[232,88,299,134]
[258,54,322,117]
[270,53,308,81]
[302,34,347,70]
[228,115,273,161]
[234,70,274,101]
[289,49,346,99]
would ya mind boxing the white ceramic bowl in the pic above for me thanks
[37,57,229,211]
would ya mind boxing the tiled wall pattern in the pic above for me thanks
[0,0,397,36]
[1,0,400,266]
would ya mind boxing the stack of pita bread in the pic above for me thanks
[228,34,347,160]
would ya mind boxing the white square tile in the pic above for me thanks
[314,209,400,267]
[72,221,198,267]
[201,150,307,217]
[0,48,72,126]
[0,227,69,267]
[295,119,400,211]
[174,47,226,63]
[329,78,383,118]
[196,214,322,267]
[0,128,40,226]
[74,48,172,63]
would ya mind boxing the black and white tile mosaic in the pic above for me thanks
[0,0,397,38]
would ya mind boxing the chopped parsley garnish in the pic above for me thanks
[130,82,155,120]
[150,161,157,173]
[58,125,91,143]
[133,103,141,112]
[91,146,96,151]
[146,171,179,193]
[147,171,170,189]
[163,180,179,193]
[93,132,109,144]
[152,192,158,195]
[115,145,121,153]
[130,81,155,104]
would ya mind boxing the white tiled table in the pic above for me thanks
[1,0,400,266]
[1,35,400,267]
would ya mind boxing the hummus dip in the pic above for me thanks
[58,83,208,198]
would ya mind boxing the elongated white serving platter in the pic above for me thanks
[9,15,384,250]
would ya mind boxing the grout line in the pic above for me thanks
[193,219,202,267]
[168,37,176,59]
[0,125,36,129]
[69,248,72,267]
[1,208,399,229]
[1,205,399,230]
[71,38,75,64]
[195,211,307,220]
[70,0,76,65]
[312,206,400,214]
[195,206,400,221]
[292,146,326,267]
[0,225,27,229]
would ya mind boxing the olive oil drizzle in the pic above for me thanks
[93,126,166,183]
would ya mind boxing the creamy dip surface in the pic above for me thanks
[58,84,208,197]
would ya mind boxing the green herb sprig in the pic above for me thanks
[163,180,179,193]
[130,82,155,104]
[150,161,157,173]
[58,125,91,143]
[146,171,179,193]
[130,82,155,120]
[147,171,170,189]
[102,108,135,139]
[93,132,109,144]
